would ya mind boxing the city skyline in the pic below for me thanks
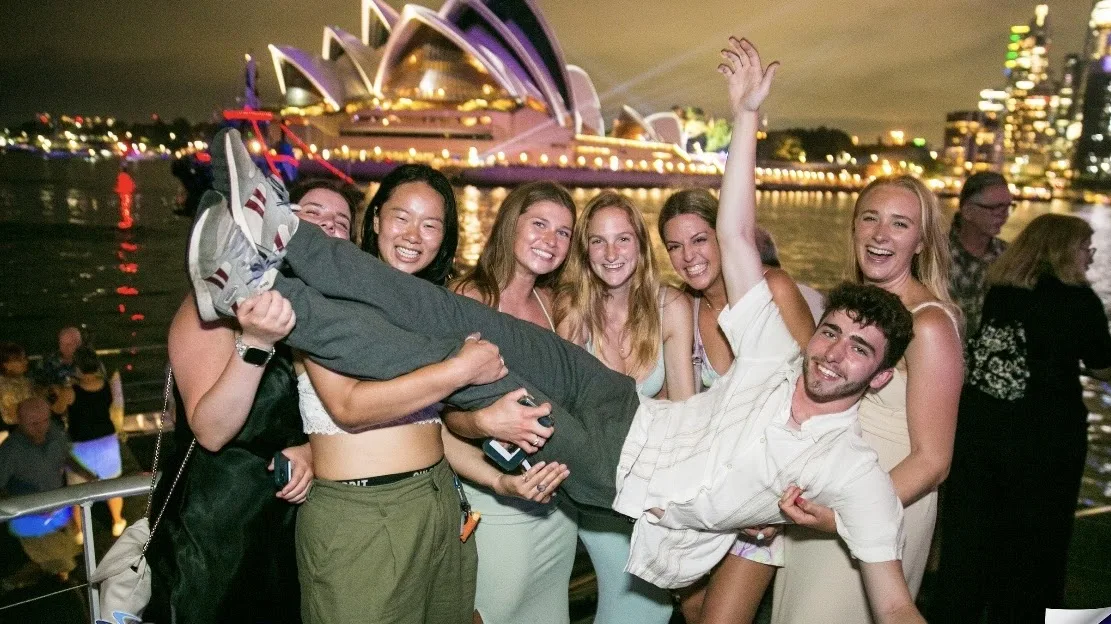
[0,0,1096,142]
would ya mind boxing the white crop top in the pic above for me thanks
[297,372,441,435]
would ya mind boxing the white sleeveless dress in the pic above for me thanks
[770,301,959,624]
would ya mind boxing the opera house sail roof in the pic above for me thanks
[264,0,711,182]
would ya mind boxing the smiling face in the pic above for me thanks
[587,206,640,289]
[802,309,893,403]
[513,200,574,278]
[373,181,446,274]
[297,188,353,240]
[853,185,924,287]
[960,183,1013,239]
[663,213,722,291]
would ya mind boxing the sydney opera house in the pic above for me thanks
[266,0,720,183]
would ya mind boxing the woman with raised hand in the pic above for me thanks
[710,139,963,624]
[934,214,1111,621]
[658,188,815,622]
[553,190,695,624]
[148,193,314,623]
[443,181,577,624]
[759,174,963,623]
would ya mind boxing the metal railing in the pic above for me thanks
[0,474,157,623]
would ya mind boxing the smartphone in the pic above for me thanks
[273,451,293,489]
[482,394,553,472]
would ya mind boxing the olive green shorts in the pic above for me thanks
[296,460,478,624]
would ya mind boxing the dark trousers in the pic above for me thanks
[931,392,1086,623]
[274,224,640,510]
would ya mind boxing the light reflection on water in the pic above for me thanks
[1,154,1109,508]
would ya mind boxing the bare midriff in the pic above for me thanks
[310,422,444,481]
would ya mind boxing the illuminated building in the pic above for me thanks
[1002,4,1053,183]
[1073,1,1111,187]
[264,0,700,179]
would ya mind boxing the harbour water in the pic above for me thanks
[1,152,1109,512]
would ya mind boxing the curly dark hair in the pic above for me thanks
[821,283,914,370]
[361,164,459,286]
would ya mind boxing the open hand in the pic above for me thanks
[719,37,779,118]
[493,461,570,504]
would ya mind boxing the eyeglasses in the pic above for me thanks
[968,201,1015,213]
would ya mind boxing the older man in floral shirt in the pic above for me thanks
[948,172,1013,335]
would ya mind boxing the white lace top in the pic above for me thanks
[297,372,441,435]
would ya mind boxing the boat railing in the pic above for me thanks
[0,474,158,624]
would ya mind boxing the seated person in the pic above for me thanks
[0,397,96,584]
[183,36,925,623]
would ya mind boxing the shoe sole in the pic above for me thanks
[187,208,219,322]
[223,131,261,255]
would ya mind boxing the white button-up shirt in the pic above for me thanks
[613,280,904,589]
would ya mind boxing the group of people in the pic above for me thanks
[0,327,128,589]
[131,37,1108,624]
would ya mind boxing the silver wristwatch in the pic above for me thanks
[235,334,275,367]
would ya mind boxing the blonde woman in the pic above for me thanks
[555,190,694,624]
[718,175,963,624]
[934,214,1111,621]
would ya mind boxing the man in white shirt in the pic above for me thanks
[191,48,925,616]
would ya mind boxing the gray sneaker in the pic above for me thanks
[187,190,279,321]
[210,128,299,260]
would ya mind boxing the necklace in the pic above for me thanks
[702,295,725,313]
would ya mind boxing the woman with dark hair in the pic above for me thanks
[445,181,577,624]
[293,163,520,624]
[933,214,1111,621]
[360,164,460,285]
[657,189,814,622]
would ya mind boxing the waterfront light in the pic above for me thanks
[520,152,529,163]
[374,146,382,156]
[559,154,568,166]
[540,153,549,164]
[577,155,586,166]
[359,150,367,161]
[322,149,331,160]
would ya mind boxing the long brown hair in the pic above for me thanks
[451,182,576,306]
[555,191,661,376]
[988,213,1093,288]
[849,175,952,303]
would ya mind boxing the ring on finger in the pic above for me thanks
[536,484,546,493]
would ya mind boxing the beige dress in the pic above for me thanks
[770,302,957,624]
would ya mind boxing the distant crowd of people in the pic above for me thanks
[0,326,128,589]
[2,36,1109,624]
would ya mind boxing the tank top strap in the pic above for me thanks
[532,288,555,332]
[910,300,962,337]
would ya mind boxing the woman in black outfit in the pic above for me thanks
[933,213,1111,622]
[67,347,127,536]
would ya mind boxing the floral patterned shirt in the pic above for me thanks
[948,213,1007,336]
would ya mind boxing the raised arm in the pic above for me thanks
[891,307,963,504]
[303,334,507,431]
[717,37,779,306]
[169,291,294,452]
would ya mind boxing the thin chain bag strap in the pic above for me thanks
[139,365,197,556]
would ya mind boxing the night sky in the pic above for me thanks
[0,0,1095,143]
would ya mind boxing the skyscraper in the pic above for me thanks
[1074,2,1111,188]
[1003,4,1053,183]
